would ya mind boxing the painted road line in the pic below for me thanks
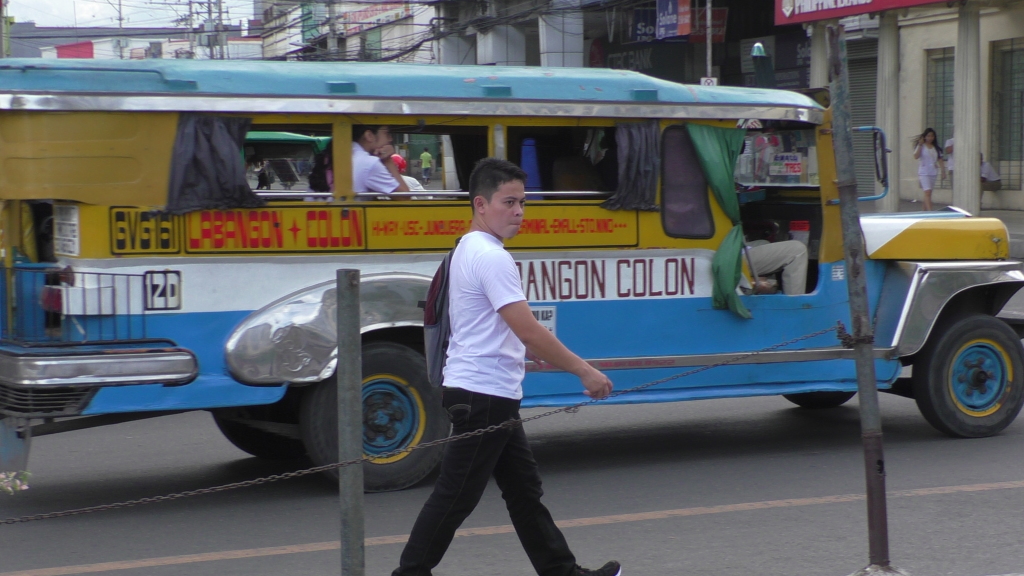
[4,479,1024,576]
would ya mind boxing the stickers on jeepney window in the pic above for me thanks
[54,205,80,256]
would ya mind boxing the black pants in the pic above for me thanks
[392,387,577,576]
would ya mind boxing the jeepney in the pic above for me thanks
[0,59,1021,492]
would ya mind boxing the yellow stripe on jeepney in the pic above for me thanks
[866,218,1009,260]
[65,203,641,258]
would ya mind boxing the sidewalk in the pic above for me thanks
[864,199,1024,259]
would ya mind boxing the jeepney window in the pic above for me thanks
[734,129,818,187]
[387,125,489,193]
[660,125,714,239]
[506,126,617,194]
[243,125,332,200]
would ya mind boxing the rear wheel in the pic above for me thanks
[913,314,1024,438]
[782,391,856,409]
[300,341,448,492]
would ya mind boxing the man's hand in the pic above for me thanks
[376,144,397,158]
[580,366,613,399]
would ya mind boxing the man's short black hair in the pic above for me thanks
[352,125,385,141]
[468,158,527,206]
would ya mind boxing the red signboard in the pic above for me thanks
[56,41,94,59]
[688,7,728,43]
[775,0,943,25]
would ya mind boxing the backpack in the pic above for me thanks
[422,238,461,387]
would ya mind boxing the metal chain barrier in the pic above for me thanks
[1,322,843,526]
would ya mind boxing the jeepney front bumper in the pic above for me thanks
[0,346,198,418]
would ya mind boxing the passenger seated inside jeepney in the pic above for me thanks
[745,237,808,295]
[351,125,410,194]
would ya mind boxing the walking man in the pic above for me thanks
[420,147,433,184]
[392,158,622,576]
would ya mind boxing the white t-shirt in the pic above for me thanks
[981,162,1001,181]
[351,142,399,193]
[402,175,426,191]
[944,138,955,171]
[917,145,939,176]
[443,231,527,400]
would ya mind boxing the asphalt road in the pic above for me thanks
[3,387,1024,576]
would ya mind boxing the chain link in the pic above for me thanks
[1,323,842,526]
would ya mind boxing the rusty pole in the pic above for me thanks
[337,269,364,576]
[827,25,906,576]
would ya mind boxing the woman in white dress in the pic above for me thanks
[913,128,946,211]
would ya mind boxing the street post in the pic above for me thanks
[337,269,365,576]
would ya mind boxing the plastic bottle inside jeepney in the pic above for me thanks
[734,134,755,183]
[753,132,780,183]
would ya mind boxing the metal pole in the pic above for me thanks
[705,0,712,78]
[827,25,905,576]
[337,269,364,576]
[1,0,6,59]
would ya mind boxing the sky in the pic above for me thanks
[6,0,256,29]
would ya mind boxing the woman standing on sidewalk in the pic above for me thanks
[913,128,946,211]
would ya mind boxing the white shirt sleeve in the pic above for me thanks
[365,160,400,193]
[475,248,526,312]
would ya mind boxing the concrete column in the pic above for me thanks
[440,35,476,65]
[539,8,583,67]
[477,25,526,66]
[875,11,900,212]
[808,21,833,88]
[953,2,981,214]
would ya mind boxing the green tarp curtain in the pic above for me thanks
[684,123,751,319]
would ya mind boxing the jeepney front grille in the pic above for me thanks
[0,384,96,418]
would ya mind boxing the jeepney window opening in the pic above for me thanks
[243,125,332,199]
[506,126,617,199]
[660,126,714,239]
[599,121,660,211]
[386,125,489,194]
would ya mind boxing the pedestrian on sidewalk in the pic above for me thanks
[913,128,946,211]
[392,157,622,576]
[944,134,954,186]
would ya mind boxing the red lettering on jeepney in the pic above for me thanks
[526,262,539,301]
[212,212,224,249]
[574,261,589,300]
[272,211,283,247]
[664,259,679,295]
[591,260,606,298]
[681,257,696,295]
[647,259,662,296]
[224,211,237,246]
[632,259,647,297]
[557,261,572,300]
[237,211,250,248]
[249,211,260,249]
[617,260,631,297]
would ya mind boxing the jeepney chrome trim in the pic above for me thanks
[526,347,896,372]
[0,349,198,388]
[225,272,431,385]
[0,93,825,124]
[886,260,1024,358]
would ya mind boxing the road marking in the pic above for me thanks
[5,479,1024,576]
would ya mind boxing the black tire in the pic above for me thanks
[913,314,1024,438]
[212,409,306,461]
[300,341,448,492]
[783,391,856,409]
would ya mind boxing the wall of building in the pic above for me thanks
[899,3,1024,209]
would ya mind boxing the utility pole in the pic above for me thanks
[327,0,339,58]
[1,0,6,59]
[705,0,712,78]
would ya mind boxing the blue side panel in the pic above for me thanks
[80,310,288,414]
[83,377,286,414]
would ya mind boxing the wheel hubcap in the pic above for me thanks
[362,377,420,456]
[950,341,1009,416]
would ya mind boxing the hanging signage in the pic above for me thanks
[688,8,728,43]
[776,0,944,26]
[628,8,657,44]
[342,2,412,37]
[656,0,691,40]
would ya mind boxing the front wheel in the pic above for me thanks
[300,341,448,492]
[913,314,1024,438]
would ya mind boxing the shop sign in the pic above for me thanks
[656,0,691,40]
[342,2,411,37]
[776,0,944,26]
[688,8,728,43]
[627,8,657,44]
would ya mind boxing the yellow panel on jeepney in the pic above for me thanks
[860,213,1009,260]
[57,202,641,259]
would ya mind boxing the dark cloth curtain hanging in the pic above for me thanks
[165,114,265,214]
[601,120,660,211]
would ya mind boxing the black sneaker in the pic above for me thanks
[574,561,621,576]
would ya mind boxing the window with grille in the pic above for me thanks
[926,48,955,189]
[991,38,1024,190]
